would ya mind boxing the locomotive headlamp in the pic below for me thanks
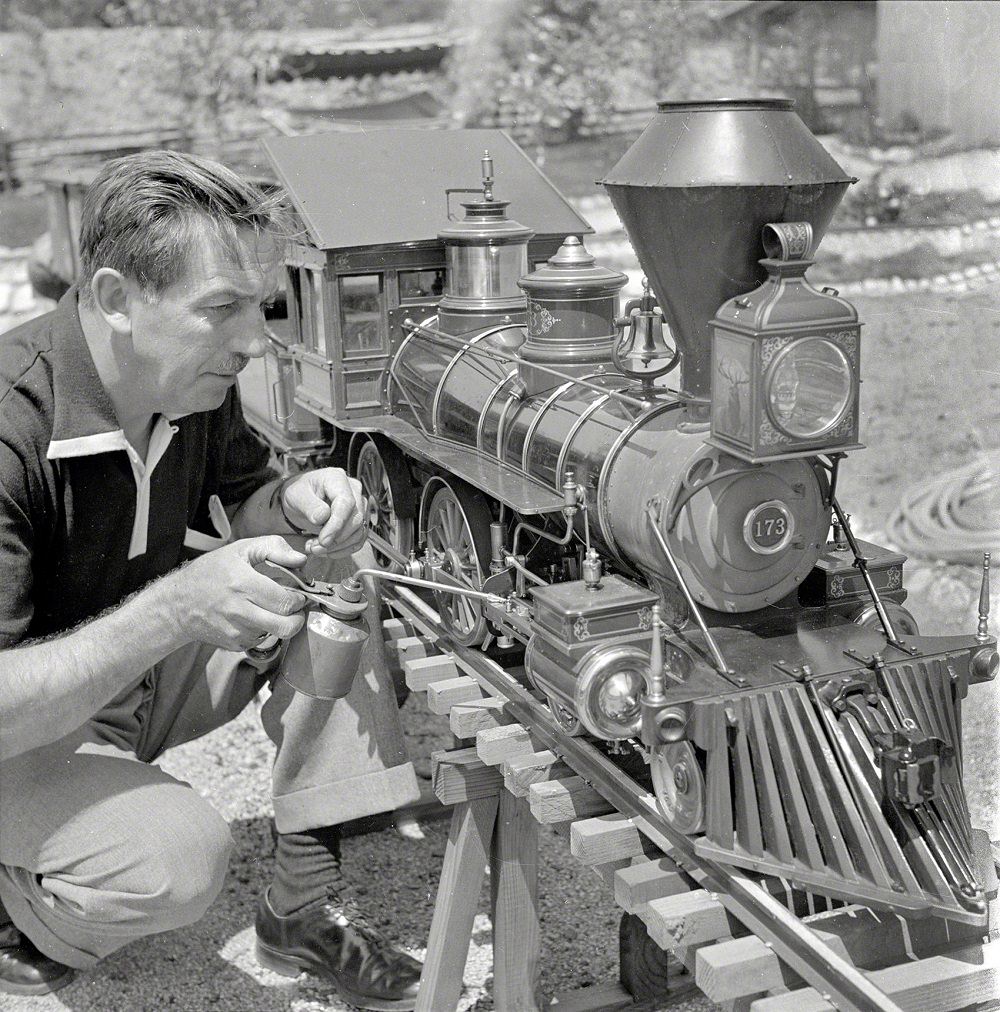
[575,645,648,739]
[710,222,863,463]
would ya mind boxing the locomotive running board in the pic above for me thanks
[690,665,990,927]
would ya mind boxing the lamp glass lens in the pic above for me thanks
[597,668,644,726]
[767,338,852,438]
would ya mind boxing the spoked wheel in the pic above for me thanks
[354,439,414,570]
[651,742,706,835]
[424,482,493,647]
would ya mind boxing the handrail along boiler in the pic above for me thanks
[247,101,999,929]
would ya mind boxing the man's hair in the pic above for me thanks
[78,149,287,301]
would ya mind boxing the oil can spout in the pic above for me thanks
[601,98,855,399]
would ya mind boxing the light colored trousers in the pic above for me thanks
[0,547,419,969]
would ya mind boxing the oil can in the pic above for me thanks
[281,577,370,699]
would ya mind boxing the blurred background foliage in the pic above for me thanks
[0,0,733,152]
[443,0,714,149]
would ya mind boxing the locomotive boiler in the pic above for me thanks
[252,100,999,930]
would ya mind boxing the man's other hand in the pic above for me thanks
[166,537,309,651]
[281,468,367,556]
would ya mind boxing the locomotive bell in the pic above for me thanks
[709,221,863,463]
[437,151,534,337]
[601,98,855,400]
[516,235,627,395]
[612,278,680,395]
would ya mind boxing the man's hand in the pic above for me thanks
[165,536,309,651]
[281,468,367,556]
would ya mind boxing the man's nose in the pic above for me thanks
[245,329,268,358]
[234,312,268,358]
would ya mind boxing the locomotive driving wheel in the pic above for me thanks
[651,742,706,835]
[424,482,493,647]
[354,439,414,570]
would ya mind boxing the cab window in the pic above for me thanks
[399,268,445,303]
[340,274,384,356]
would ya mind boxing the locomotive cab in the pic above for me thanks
[262,128,590,437]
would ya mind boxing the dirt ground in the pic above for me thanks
[836,289,1000,528]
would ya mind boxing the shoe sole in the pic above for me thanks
[0,965,75,996]
[255,939,417,1012]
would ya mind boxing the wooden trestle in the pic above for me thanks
[381,614,1000,1012]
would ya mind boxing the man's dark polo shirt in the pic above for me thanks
[0,288,276,648]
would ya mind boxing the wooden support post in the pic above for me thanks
[491,790,541,1011]
[416,792,500,1012]
[619,911,697,1005]
[418,748,544,1011]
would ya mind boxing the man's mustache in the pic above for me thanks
[215,355,250,374]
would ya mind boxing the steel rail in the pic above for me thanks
[379,580,904,1012]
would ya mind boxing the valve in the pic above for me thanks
[561,471,581,518]
[582,548,602,589]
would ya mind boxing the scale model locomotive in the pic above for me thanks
[248,100,995,929]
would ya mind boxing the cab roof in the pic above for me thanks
[262,128,592,251]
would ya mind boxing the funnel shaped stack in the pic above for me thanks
[602,99,854,398]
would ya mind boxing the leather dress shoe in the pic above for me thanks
[0,922,74,995]
[255,890,421,1011]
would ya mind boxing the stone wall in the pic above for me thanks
[0,29,188,141]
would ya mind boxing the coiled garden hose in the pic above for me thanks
[886,452,1000,563]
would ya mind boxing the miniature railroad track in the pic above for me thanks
[379,582,1000,1012]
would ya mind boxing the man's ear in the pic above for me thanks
[89,269,134,336]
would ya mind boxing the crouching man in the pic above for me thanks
[0,151,422,1009]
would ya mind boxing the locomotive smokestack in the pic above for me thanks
[601,98,855,400]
